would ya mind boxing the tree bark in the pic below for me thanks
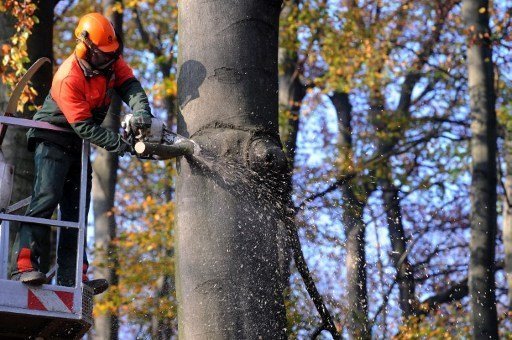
[92,1,122,339]
[504,126,512,310]
[330,92,370,339]
[176,1,287,338]
[463,0,499,338]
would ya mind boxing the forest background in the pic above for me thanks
[0,0,511,338]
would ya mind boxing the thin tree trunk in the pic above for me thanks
[330,92,370,339]
[92,1,122,339]
[379,74,422,319]
[368,1,452,321]
[463,0,499,337]
[374,75,422,321]
[132,10,178,336]
[504,128,512,310]
[344,202,368,339]
[277,1,306,307]
[381,178,418,316]
[150,116,177,339]
[176,0,287,338]
[278,8,305,164]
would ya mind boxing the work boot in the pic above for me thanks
[84,278,109,295]
[11,270,47,285]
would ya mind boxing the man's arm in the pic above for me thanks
[117,78,152,124]
[55,76,126,152]
[113,57,153,130]
[71,119,124,152]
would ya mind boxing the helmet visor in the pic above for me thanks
[80,31,120,69]
[89,48,119,69]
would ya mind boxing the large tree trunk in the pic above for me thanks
[330,92,370,339]
[2,1,54,268]
[92,1,122,339]
[463,0,499,338]
[176,1,287,338]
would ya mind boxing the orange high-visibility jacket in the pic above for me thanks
[27,54,151,153]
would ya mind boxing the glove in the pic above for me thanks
[130,112,152,132]
[116,137,134,157]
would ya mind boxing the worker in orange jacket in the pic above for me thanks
[10,13,152,295]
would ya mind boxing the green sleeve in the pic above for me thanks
[116,78,152,119]
[71,119,122,152]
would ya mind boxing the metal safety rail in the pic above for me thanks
[0,115,93,339]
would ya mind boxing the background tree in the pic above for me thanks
[129,3,178,336]
[1,0,511,338]
[463,0,499,337]
[278,0,306,320]
[91,1,123,339]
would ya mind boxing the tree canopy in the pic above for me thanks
[0,0,511,338]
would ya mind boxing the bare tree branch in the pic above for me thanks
[370,281,397,324]
[133,6,162,57]
[419,260,504,312]
[287,220,341,339]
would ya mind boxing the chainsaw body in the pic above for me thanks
[122,115,198,160]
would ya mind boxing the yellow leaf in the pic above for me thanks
[479,7,486,13]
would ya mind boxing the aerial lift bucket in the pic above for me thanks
[0,58,94,339]
[0,127,94,339]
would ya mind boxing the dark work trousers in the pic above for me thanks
[10,141,91,286]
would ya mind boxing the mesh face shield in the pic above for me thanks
[79,31,120,70]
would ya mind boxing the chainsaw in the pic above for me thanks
[121,114,199,160]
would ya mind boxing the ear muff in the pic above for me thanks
[75,40,88,59]
[75,31,90,60]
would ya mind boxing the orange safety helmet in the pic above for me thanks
[75,13,120,60]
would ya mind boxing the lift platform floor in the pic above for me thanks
[0,279,93,339]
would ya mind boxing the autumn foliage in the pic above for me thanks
[1,0,511,338]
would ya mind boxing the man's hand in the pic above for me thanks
[116,137,135,156]
[130,111,152,133]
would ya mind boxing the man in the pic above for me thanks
[10,13,152,295]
